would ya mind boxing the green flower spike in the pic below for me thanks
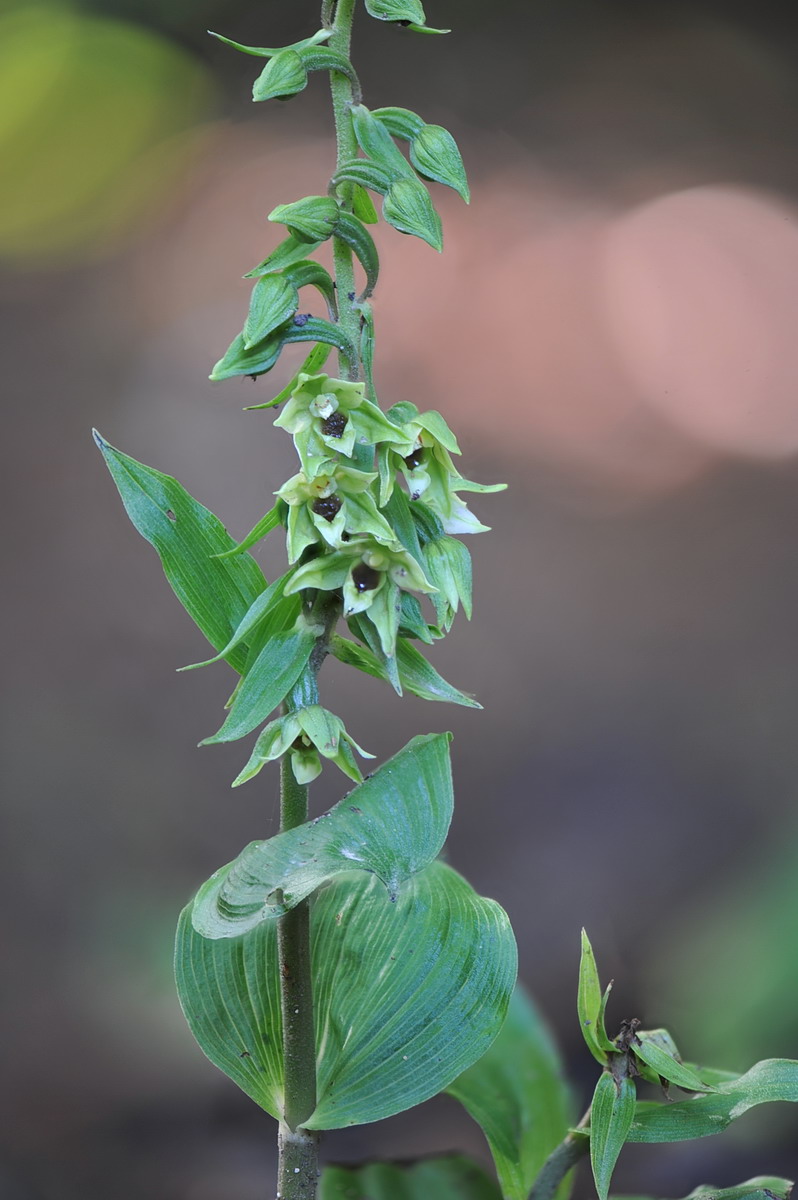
[276,461,396,562]
[285,539,437,655]
[233,704,374,787]
[274,372,412,477]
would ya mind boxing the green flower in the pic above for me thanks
[276,461,396,562]
[274,373,412,477]
[422,534,473,632]
[378,401,505,532]
[285,539,436,656]
[233,704,373,787]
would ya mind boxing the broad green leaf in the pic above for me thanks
[245,234,324,278]
[611,1180,793,1200]
[331,633,480,708]
[578,929,612,1064]
[627,1058,798,1144]
[242,273,298,347]
[333,210,380,298]
[410,123,470,203]
[321,1156,502,1200]
[447,985,574,1200]
[269,195,339,243]
[372,105,425,141]
[251,49,307,102]
[94,434,266,674]
[352,104,415,181]
[178,573,296,671]
[176,860,517,1128]
[191,732,453,935]
[209,330,283,381]
[201,624,315,743]
[590,1073,636,1200]
[213,504,282,558]
[383,177,443,251]
[208,29,331,58]
[633,1031,716,1094]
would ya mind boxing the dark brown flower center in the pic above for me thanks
[311,495,343,522]
[351,562,382,593]
[403,448,425,470]
[320,412,348,439]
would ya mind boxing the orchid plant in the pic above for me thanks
[96,3,798,1198]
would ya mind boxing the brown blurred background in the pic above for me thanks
[4,0,798,1195]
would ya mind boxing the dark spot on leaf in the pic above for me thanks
[312,494,343,522]
[349,805,362,814]
[240,1050,251,1058]
[347,291,355,301]
[320,412,347,439]
[351,562,381,592]
[166,509,176,521]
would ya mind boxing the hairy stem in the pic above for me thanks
[328,0,361,380]
[528,1112,590,1200]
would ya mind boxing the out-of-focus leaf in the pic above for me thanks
[320,1156,502,1200]
[447,985,574,1200]
[628,1058,798,1144]
[590,1073,636,1200]
[243,273,298,347]
[201,624,315,744]
[633,1031,716,1094]
[94,434,265,674]
[176,861,517,1128]
[612,1180,793,1200]
[410,123,470,202]
[208,29,331,58]
[192,732,452,935]
[578,929,613,1064]
[383,177,443,251]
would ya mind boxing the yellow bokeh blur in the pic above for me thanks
[0,2,213,262]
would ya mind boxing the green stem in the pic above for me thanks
[276,756,319,1200]
[328,0,361,381]
[528,1112,590,1200]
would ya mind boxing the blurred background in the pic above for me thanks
[4,0,798,1195]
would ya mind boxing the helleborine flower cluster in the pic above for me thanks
[269,371,503,665]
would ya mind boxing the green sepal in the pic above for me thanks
[404,22,450,34]
[320,1157,502,1200]
[243,273,298,347]
[348,612,402,694]
[627,1058,798,1144]
[590,1072,636,1200]
[200,621,316,744]
[332,157,393,196]
[447,985,574,1200]
[363,0,447,31]
[242,343,333,411]
[245,234,324,278]
[352,184,379,224]
[410,124,470,202]
[283,258,336,312]
[178,572,297,671]
[94,433,266,674]
[210,330,283,381]
[399,591,435,643]
[383,486,424,564]
[193,731,452,932]
[251,48,307,102]
[332,210,380,298]
[208,28,331,59]
[269,195,339,243]
[280,316,358,373]
[213,504,282,558]
[383,177,443,251]
[632,1030,717,1094]
[351,103,415,181]
[372,105,425,141]
[423,535,473,630]
[332,634,481,708]
[578,929,614,1064]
